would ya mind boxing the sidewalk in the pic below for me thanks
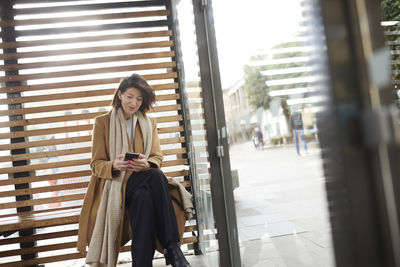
[231,141,335,267]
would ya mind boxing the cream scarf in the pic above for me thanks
[86,108,152,267]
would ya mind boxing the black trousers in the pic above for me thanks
[125,169,180,267]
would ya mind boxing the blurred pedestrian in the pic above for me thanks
[252,127,264,150]
[289,112,308,155]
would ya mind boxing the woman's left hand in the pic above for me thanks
[126,153,150,172]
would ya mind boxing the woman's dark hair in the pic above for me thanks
[111,74,156,112]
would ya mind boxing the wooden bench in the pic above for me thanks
[0,1,199,266]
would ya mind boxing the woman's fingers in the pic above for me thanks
[113,154,129,171]
[126,157,149,172]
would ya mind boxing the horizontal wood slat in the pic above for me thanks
[0,30,172,50]
[0,112,180,129]
[0,252,84,267]
[0,61,176,83]
[0,215,80,234]
[0,170,91,187]
[183,236,198,244]
[0,10,170,27]
[160,136,185,145]
[0,40,174,61]
[0,145,185,163]
[0,229,78,246]
[0,134,183,152]
[0,123,182,140]
[12,0,168,15]
[0,241,77,257]
[164,170,189,178]
[0,182,88,198]
[0,51,175,72]
[0,112,100,128]
[0,159,91,174]
[0,193,85,209]
[0,100,111,116]
[158,125,183,134]
[0,90,178,106]
[0,99,179,117]
[5,20,169,38]
[0,156,188,175]
[0,73,178,94]
[0,147,91,162]
[0,205,82,220]
[0,136,92,152]
[0,90,114,106]
[0,194,85,209]
[150,104,181,113]
[155,114,182,123]
[157,93,180,101]
[0,170,189,188]
[0,82,179,98]
[0,177,189,201]
[162,159,187,167]
[0,124,93,140]
[162,147,186,156]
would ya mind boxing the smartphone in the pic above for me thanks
[124,152,140,161]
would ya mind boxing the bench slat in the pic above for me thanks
[0,229,77,246]
[0,241,77,257]
[0,170,91,187]
[0,73,178,95]
[0,215,80,233]
[0,134,183,152]
[0,29,172,50]
[0,41,174,61]
[0,182,88,198]
[0,205,82,220]
[0,194,85,210]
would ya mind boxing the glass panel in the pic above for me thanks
[213,1,335,266]
[170,0,220,266]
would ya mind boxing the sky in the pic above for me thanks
[211,0,303,89]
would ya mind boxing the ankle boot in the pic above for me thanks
[164,243,191,267]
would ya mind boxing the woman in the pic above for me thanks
[77,74,191,267]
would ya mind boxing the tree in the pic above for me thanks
[381,0,400,21]
[245,41,306,124]
[243,65,270,109]
[381,0,400,94]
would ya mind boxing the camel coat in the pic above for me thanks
[77,112,186,259]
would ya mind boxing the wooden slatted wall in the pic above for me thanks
[0,0,196,266]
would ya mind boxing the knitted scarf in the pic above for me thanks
[86,108,152,267]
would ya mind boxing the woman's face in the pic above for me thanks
[118,87,143,118]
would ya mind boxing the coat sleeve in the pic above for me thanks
[90,116,121,179]
[147,117,163,168]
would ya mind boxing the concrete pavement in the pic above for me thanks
[230,141,335,267]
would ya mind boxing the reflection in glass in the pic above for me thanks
[214,0,335,266]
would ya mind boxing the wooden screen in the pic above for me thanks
[0,0,195,266]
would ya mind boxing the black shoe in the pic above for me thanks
[164,243,191,267]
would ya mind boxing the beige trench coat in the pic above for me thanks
[77,112,186,261]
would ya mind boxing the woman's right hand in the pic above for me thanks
[112,154,128,171]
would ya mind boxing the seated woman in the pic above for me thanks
[77,74,191,267]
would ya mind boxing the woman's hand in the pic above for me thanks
[112,154,128,171]
[126,153,150,172]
